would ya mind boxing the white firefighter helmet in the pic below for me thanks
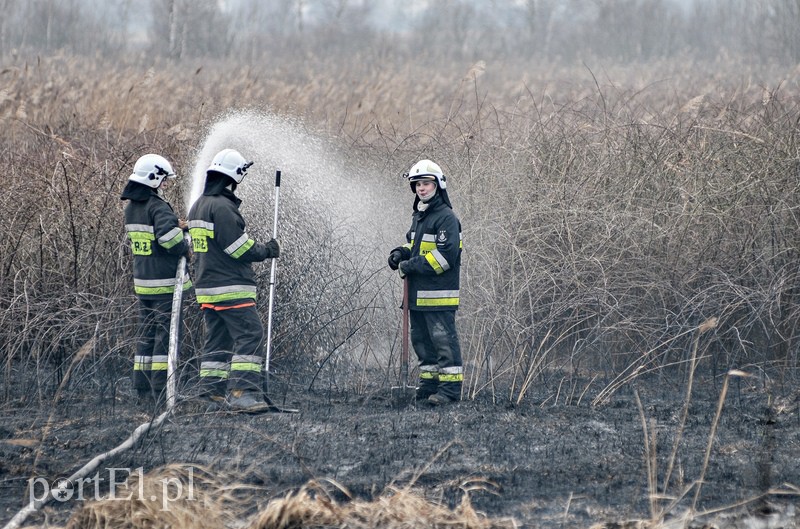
[406,159,446,192]
[129,154,176,188]
[207,148,253,184]
[406,159,453,209]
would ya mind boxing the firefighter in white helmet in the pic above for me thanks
[188,149,279,413]
[121,153,191,409]
[388,159,464,405]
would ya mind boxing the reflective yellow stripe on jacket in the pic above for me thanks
[416,289,460,307]
[195,284,257,304]
[225,233,256,259]
[159,227,185,249]
[126,223,155,256]
[134,277,193,296]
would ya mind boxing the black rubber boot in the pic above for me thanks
[427,392,458,406]
[415,378,439,401]
[428,381,461,405]
[226,391,270,413]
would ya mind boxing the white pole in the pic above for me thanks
[1,410,172,529]
[166,233,189,410]
[263,170,281,394]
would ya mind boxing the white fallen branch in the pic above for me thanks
[2,408,172,529]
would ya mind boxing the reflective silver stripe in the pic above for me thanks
[134,278,176,288]
[195,285,257,296]
[152,355,169,363]
[201,361,229,370]
[417,289,460,299]
[125,223,154,233]
[421,233,436,242]
[188,220,214,230]
[224,233,250,255]
[429,249,450,271]
[440,366,463,375]
[419,364,438,373]
[232,354,262,363]
[158,227,183,245]
[134,355,150,371]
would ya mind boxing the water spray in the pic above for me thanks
[183,109,406,402]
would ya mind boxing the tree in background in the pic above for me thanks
[149,0,230,59]
[0,0,798,65]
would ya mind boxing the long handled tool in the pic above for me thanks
[259,170,298,414]
[263,170,281,395]
[391,278,416,407]
[166,233,190,411]
[401,277,410,388]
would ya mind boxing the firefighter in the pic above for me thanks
[388,159,464,405]
[188,149,279,412]
[121,153,191,407]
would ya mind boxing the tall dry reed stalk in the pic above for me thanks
[0,53,798,407]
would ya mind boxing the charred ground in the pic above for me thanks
[1,369,798,528]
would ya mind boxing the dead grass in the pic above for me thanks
[248,479,517,529]
[1,44,798,529]
[62,467,518,529]
[65,465,244,529]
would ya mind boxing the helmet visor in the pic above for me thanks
[406,174,436,183]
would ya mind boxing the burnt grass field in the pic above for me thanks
[3,9,800,525]
[1,365,798,528]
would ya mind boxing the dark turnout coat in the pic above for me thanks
[121,181,191,299]
[187,173,279,306]
[395,193,462,311]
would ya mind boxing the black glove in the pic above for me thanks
[398,260,409,278]
[266,238,280,259]
[388,250,403,270]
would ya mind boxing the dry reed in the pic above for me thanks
[65,464,244,529]
[247,479,517,529]
[1,51,798,406]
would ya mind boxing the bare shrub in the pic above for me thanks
[348,61,800,402]
[1,52,798,408]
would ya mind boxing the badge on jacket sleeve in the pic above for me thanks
[437,229,448,243]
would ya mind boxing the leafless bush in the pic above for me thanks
[1,53,798,407]
[348,62,800,402]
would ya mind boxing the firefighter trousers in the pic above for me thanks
[134,298,177,394]
[199,302,265,396]
[409,309,463,400]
